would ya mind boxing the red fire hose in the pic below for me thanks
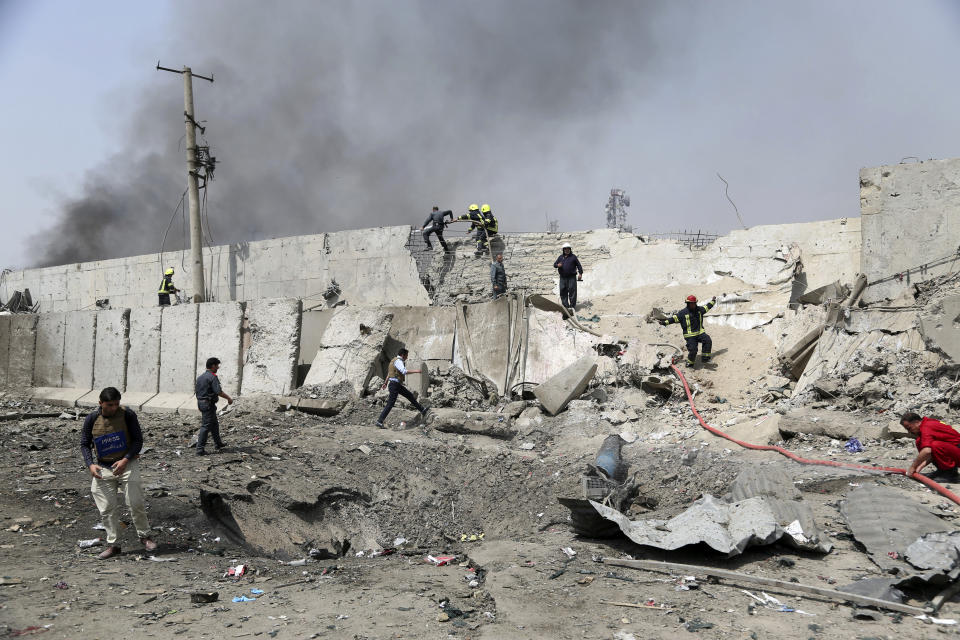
[669,364,960,506]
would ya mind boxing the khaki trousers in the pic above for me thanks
[90,459,150,544]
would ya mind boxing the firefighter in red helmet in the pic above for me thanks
[660,294,717,366]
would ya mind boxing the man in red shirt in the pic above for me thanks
[901,412,960,481]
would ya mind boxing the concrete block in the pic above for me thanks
[386,306,456,361]
[300,309,336,365]
[241,298,302,396]
[141,392,194,415]
[7,314,37,388]
[33,312,67,387]
[30,386,88,407]
[406,361,430,398]
[196,302,243,396]
[303,307,391,397]
[920,295,960,363]
[159,305,199,393]
[127,308,162,393]
[0,315,11,387]
[533,355,598,416]
[428,408,516,439]
[295,397,347,416]
[93,309,130,391]
[77,389,156,411]
[62,310,97,389]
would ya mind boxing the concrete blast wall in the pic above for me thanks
[860,159,960,303]
[1,226,429,313]
[196,302,244,397]
[7,315,37,388]
[0,316,10,387]
[93,309,130,391]
[61,310,96,389]
[241,298,301,395]
[127,308,162,393]
[159,305,199,393]
[33,312,66,387]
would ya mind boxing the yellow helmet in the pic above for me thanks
[468,204,479,211]
[164,268,175,276]
[480,204,491,214]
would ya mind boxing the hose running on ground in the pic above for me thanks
[669,364,960,506]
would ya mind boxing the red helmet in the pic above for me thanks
[685,295,698,303]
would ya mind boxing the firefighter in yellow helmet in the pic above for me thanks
[455,204,488,257]
[157,268,179,307]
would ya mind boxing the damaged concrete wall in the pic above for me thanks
[126,308,162,393]
[860,159,960,303]
[385,306,456,362]
[61,310,96,390]
[0,316,10,387]
[93,309,130,391]
[7,315,37,388]
[0,226,430,312]
[303,306,391,397]
[196,302,244,397]
[32,311,66,387]
[158,305,199,393]
[241,298,301,396]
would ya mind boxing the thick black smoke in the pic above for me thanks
[32,0,666,266]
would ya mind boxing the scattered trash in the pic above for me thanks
[426,555,456,566]
[53,581,68,590]
[561,547,577,558]
[232,595,256,603]
[250,588,264,595]
[148,555,177,562]
[225,564,247,579]
[742,590,815,615]
[393,537,408,547]
[92,523,107,531]
[844,437,864,453]
[357,445,372,455]
[674,575,698,591]
[282,558,308,566]
[683,619,715,632]
[460,533,484,542]
[519,442,535,450]
[77,538,103,548]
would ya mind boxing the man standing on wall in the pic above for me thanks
[376,348,428,428]
[553,243,583,310]
[80,387,158,559]
[195,357,234,456]
[491,253,507,299]
[422,206,453,251]
[158,268,179,306]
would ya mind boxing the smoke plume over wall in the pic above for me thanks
[33,0,666,267]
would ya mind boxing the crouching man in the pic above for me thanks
[80,387,157,558]
[902,411,960,482]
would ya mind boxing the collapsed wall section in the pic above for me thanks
[241,298,301,396]
[303,306,391,397]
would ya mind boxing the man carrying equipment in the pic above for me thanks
[158,268,179,306]
[660,294,717,366]
[422,206,453,251]
[456,204,498,257]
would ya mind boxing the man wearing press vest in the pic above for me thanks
[79,387,157,559]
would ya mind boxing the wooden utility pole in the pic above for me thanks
[157,63,214,303]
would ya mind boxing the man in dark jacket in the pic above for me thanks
[195,357,233,455]
[80,387,157,558]
[553,243,583,310]
[421,206,453,251]
[660,295,717,366]
[490,253,507,299]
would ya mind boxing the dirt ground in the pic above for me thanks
[2,292,959,639]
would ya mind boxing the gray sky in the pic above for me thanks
[2,1,960,269]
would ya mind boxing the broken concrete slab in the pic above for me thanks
[126,307,161,393]
[840,485,955,572]
[62,310,96,390]
[590,493,831,557]
[33,311,66,387]
[241,298,302,396]
[919,294,960,363]
[303,306,391,397]
[405,361,430,399]
[141,392,194,415]
[196,302,244,397]
[428,408,516,439]
[778,409,886,441]
[294,397,347,416]
[0,315,10,387]
[30,386,88,408]
[159,305,199,393]
[455,295,523,396]
[385,306,456,361]
[7,314,37,388]
[77,390,156,411]
[93,308,129,391]
[533,355,598,416]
